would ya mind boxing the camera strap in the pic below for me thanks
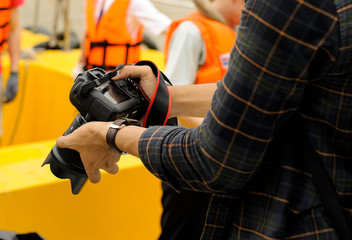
[78,71,116,97]
[133,60,176,128]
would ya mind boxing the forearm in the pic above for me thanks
[8,8,21,72]
[113,65,216,119]
[169,83,216,118]
[115,83,216,155]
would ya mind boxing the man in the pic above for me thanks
[0,0,24,138]
[72,0,170,76]
[160,0,243,239]
[57,0,352,239]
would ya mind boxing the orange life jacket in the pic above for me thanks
[84,0,144,70]
[164,11,236,84]
[0,0,11,52]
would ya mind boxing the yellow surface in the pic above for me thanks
[1,52,80,146]
[20,30,51,50]
[0,141,163,240]
[0,30,166,239]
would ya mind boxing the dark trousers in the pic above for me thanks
[159,182,212,240]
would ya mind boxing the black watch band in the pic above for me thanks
[106,117,141,154]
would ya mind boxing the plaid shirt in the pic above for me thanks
[138,0,352,239]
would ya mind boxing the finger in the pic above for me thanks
[107,152,121,165]
[103,152,121,169]
[111,65,152,81]
[86,168,101,184]
[79,153,101,183]
[102,163,119,175]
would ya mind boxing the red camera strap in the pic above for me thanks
[133,60,177,128]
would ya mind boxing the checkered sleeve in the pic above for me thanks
[138,0,338,194]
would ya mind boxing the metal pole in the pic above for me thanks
[33,0,40,33]
[63,0,70,51]
[48,0,61,48]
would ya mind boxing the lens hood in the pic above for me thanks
[42,145,87,194]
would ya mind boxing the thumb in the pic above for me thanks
[56,135,72,149]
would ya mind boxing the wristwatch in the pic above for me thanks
[106,117,141,154]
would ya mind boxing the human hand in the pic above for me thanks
[3,72,18,103]
[112,65,157,101]
[56,121,120,183]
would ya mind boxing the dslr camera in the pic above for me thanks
[42,66,148,194]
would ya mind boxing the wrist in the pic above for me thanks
[106,118,142,154]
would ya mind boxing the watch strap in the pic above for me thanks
[106,117,141,154]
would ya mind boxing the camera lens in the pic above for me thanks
[42,114,88,194]
[43,146,87,194]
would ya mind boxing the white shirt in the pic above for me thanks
[165,21,206,86]
[89,0,171,38]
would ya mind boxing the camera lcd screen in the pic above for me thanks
[102,82,130,104]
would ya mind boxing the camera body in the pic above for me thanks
[70,67,147,122]
[42,67,148,194]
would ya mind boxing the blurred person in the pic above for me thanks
[164,0,243,128]
[72,0,171,78]
[160,0,243,239]
[56,0,352,239]
[0,0,24,138]
[164,0,242,86]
